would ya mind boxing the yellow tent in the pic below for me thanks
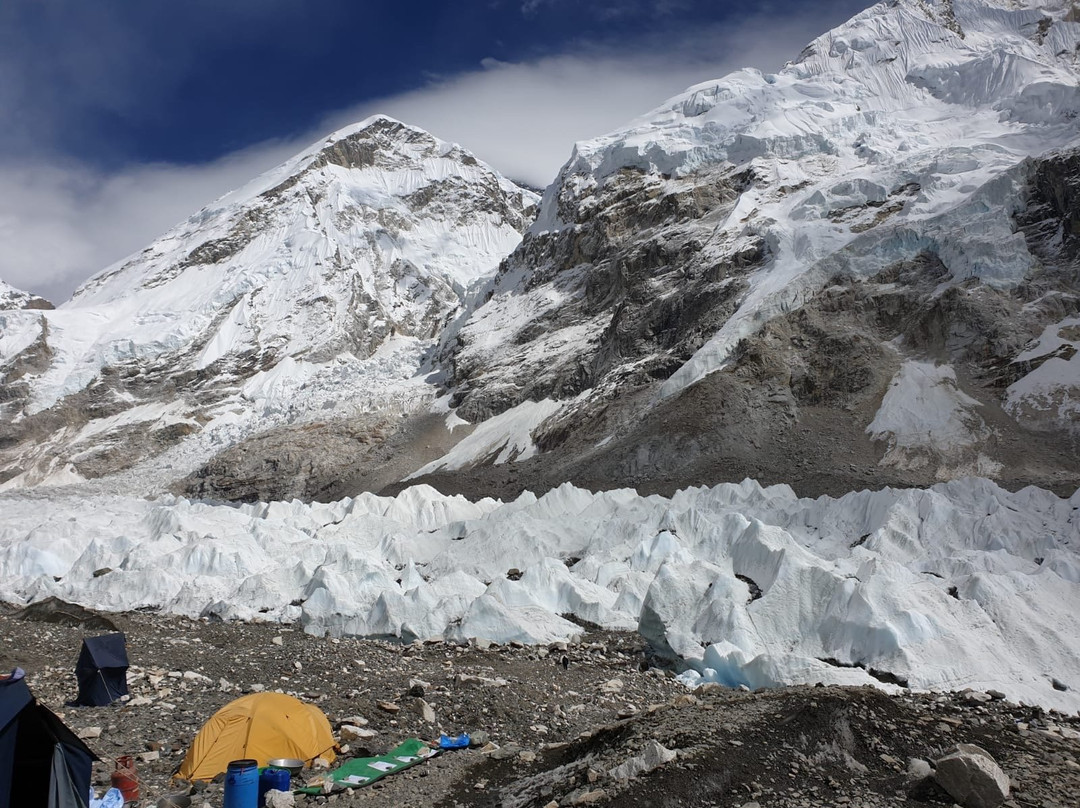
[178,692,337,781]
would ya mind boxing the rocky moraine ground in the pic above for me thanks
[2,603,1079,808]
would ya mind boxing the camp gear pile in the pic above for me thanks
[299,739,436,794]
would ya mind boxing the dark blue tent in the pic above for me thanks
[0,668,98,808]
[74,633,129,707]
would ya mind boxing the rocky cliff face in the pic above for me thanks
[0,117,536,490]
[408,0,1080,498]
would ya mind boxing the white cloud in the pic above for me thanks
[0,146,298,304]
[0,8,856,303]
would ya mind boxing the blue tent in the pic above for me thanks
[0,668,98,808]
[74,633,129,707]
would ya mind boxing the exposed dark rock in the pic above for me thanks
[13,597,119,632]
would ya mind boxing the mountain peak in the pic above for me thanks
[0,117,537,488]
[440,0,1080,498]
[0,278,53,311]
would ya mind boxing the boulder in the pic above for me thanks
[608,740,677,780]
[933,744,1010,808]
[265,790,295,808]
[410,697,436,724]
[339,724,378,742]
[599,678,623,694]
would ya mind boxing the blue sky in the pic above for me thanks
[0,0,868,301]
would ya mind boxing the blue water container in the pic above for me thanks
[258,767,292,804]
[223,759,259,808]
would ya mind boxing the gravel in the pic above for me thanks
[3,606,1079,808]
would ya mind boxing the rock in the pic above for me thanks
[599,678,623,694]
[376,700,400,713]
[453,673,508,688]
[339,725,377,742]
[693,682,726,696]
[139,750,160,763]
[127,696,153,707]
[265,790,295,808]
[489,744,522,761]
[272,636,284,646]
[407,678,430,697]
[410,698,435,724]
[608,740,677,780]
[248,684,265,693]
[571,790,607,805]
[471,637,493,651]
[934,743,1010,808]
[617,705,638,719]
[986,689,1007,701]
[469,731,490,747]
[907,758,932,780]
[1052,678,1069,691]
[77,727,102,740]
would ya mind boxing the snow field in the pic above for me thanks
[1007,315,1080,430]
[1,476,1077,711]
[2,116,534,417]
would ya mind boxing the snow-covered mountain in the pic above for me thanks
[429,0,1080,498]
[1,0,1079,714]
[0,117,536,491]
[3,0,1080,503]
[0,278,52,311]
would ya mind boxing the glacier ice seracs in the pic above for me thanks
[1,477,1078,711]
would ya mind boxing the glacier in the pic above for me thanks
[2,477,1078,711]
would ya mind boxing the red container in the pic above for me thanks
[111,755,140,803]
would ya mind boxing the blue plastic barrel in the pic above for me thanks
[258,767,292,804]
[223,759,258,808]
